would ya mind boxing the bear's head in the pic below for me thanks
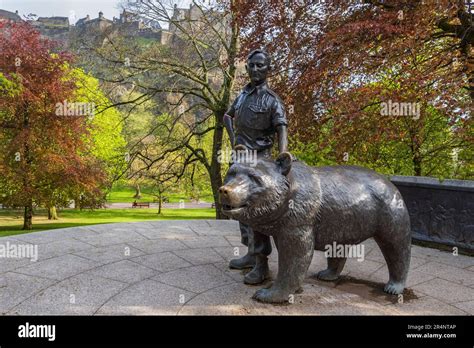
[219,149,292,225]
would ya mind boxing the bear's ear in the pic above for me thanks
[276,152,292,176]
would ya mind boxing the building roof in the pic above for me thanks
[88,17,113,24]
[0,9,22,21]
[38,16,69,22]
[37,16,69,27]
[76,15,90,26]
[76,12,112,26]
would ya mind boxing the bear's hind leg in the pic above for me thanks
[374,232,411,295]
[316,257,347,281]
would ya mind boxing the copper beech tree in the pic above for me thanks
[236,0,473,177]
[0,21,107,229]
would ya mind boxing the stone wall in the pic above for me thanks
[391,175,474,251]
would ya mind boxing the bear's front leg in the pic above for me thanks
[253,226,314,304]
[253,287,289,303]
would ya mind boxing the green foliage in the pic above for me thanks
[72,68,127,181]
[183,126,214,200]
[0,72,21,97]
[290,137,337,167]
[122,92,157,144]
[291,101,472,180]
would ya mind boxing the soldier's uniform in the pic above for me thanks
[226,81,287,257]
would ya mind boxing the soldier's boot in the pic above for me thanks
[229,252,255,270]
[244,255,270,285]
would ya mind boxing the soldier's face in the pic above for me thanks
[246,53,269,85]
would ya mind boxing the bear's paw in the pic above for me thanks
[384,281,404,295]
[252,287,291,303]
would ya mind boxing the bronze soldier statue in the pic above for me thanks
[223,49,288,284]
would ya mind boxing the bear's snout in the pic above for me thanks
[218,185,231,196]
[218,184,248,209]
[219,185,237,204]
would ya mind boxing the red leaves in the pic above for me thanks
[0,21,106,209]
[234,1,472,167]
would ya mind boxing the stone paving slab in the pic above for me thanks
[14,254,98,281]
[411,278,474,304]
[181,236,231,248]
[73,244,145,263]
[0,272,56,314]
[152,264,235,293]
[86,260,156,284]
[33,239,94,261]
[0,220,473,315]
[127,239,188,254]
[8,273,128,315]
[96,280,195,315]
[174,247,226,265]
[131,252,192,272]
[0,255,33,274]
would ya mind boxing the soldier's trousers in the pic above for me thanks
[240,222,272,256]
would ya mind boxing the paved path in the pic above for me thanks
[1,220,473,315]
[104,202,213,209]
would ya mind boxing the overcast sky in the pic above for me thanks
[0,0,191,23]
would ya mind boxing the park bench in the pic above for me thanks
[132,202,150,208]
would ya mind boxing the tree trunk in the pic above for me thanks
[210,113,226,219]
[158,192,162,214]
[208,13,238,220]
[23,199,33,230]
[467,44,474,102]
[22,102,33,230]
[412,142,423,176]
[134,184,142,199]
[409,132,423,176]
[413,155,422,176]
[48,206,58,220]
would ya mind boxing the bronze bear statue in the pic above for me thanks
[220,151,411,303]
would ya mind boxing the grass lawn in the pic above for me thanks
[0,208,216,237]
[106,186,214,203]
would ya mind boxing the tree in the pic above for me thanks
[72,68,128,199]
[127,128,193,214]
[137,160,180,215]
[0,21,107,229]
[84,0,241,218]
[235,0,473,178]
